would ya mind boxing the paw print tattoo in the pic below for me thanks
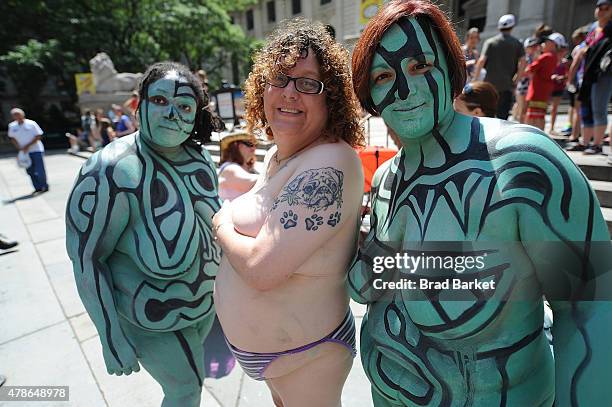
[280,210,298,229]
[305,214,324,231]
[327,211,341,227]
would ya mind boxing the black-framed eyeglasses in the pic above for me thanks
[267,73,325,94]
[238,140,255,148]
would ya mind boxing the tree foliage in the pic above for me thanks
[0,0,257,126]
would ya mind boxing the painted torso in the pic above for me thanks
[76,134,220,332]
[349,114,601,405]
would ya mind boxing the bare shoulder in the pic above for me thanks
[300,141,362,172]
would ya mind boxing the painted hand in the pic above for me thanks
[102,339,141,376]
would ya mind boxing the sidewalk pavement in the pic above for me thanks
[0,152,373,407]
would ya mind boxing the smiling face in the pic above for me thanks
[139,72,197,149]
[263,48,328,145]
[369,17,452,141]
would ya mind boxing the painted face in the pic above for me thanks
[139,72,197,149]
[369,17,452,141]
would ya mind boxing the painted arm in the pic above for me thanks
[214,145,363,291]
[348,159,397,304]
[66,154,139,376]
[514,132,612,405]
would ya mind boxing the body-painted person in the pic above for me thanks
[66,62,224,407]
[349,1,612,406]
[212,19,365,406]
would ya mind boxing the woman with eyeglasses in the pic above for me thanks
[212,18,365,406]
[218,131,259,202]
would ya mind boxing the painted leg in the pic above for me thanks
[119,317,210,407]
[266,343,353,407]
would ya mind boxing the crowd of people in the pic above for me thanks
[67,102,137,154]
[467,0,612,158]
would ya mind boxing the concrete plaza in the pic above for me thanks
[0,152,373,406]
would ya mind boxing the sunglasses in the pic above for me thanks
[267,73,325,94]
[238,140,255,148]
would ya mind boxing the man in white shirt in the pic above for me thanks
[8,108,49,193]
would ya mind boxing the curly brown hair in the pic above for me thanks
[243,18,365,148]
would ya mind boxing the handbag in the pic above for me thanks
[17,151,31,169]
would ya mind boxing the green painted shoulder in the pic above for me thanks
[78,135,141,190]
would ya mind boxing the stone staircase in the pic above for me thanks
[561,150,612,236]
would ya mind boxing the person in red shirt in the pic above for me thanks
[524,33,566,130]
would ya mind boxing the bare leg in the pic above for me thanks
[266,381,285,407]
[266,343,353,407]
[548,97,561,133]
[515,94,526,123]
[593,124,606,147]
[582,126,594,146]
[570,101,581,142]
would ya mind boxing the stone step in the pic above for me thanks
[602,207,612,237]
[564,151,612,182]
[591,180,612,208]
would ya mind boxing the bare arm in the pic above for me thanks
[473,55,486,81]
[567,47,587,85]
[116,117,136,137]
[219,165,258,195]
[513,56,527,83]
[19,134,42,152]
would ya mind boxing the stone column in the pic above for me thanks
[481,0,511,40]
[514,0,548,40]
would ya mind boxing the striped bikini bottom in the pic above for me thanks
[226,310,357,381]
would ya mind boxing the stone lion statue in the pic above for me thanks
[89,52,142,93]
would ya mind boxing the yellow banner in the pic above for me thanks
[75,73,96,95]
[360,0,384,26]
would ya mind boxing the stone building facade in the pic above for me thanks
[227,0,597,84]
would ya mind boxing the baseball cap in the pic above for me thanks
[597,0,611,7]
[523,37,539,48]
[498,14,516,29]
[545,32,568,48]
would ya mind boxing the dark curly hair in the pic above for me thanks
[243,18,365,148]
[137,61,224,146]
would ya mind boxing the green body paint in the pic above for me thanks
[66,74,220,407]
[351,16,612,406]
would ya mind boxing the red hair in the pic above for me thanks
[352,0,466,115]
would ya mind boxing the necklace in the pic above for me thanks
[272,141,315,170]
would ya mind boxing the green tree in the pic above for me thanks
[0,0,256,125]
